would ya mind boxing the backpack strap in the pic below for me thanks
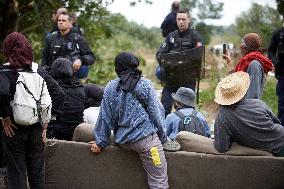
[0,69,13,72]
[130,90,148,113]
[191,110,198,117]
[174,110,187,131]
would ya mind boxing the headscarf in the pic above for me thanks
[236,33,273,73]
[114,52,142,91]
[84,83,104,108]
[3,32,33,70]
[241,33,262,52]
[50,58,73,82]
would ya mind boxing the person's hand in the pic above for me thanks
[222,49,232,64]
[1,116,17,137]
[89,141,101,153]
[42,123,48,143]
[73,59,82,72]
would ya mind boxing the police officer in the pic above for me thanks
[156,8,202,116]
[41,12,95,79]
[268,17,284,124]
[160,0,180,38]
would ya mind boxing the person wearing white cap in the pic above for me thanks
[214,71,284,156]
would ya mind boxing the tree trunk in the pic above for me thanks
[0,0,18,63]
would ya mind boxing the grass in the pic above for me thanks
[198,79,216,108]
[262,76,278,114]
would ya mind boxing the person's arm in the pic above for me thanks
[146,81,167,143]
[160,14,170,29]
[246,60,263,99]
[165,113,180,140]
[0,73,13,118]
[0,73,17,137]
[192,30,203,47]
[268,30,279,68]
[156,36,171,63]
[37,66,65,116]
[197,112,211,137]
[76,36,95,66]
[261,100,281,124]
[72,36,95,72]
[91,89,114,152]
[214,110,232,153]
[41,35,53,71]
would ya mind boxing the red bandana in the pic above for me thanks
[235,51,273,74]
[3,32,33,70]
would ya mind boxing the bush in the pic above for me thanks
[262,76,278,114]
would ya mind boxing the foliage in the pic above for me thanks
[234,3,282,48]
[0,0,163,85]
[262,77,278,114]
[86,13,162,84]
[198,79,216,107]
[195,22,213,45]
[180,0,223,20]
[276,0,284,16]
[179,0,224,45]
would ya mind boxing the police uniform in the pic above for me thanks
[41,31,95,78]
[160,11,178,38]
[268,27,284,124]
[156,28,202,116]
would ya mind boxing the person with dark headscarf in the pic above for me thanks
[83,84,104,125]
[223,33,273,99]
[0,32,46,189]
[89,52,169,189]
[47,58,85,140]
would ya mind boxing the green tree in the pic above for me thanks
[276,0,284,15]
[234,3,281,48]
[179,0,224,45]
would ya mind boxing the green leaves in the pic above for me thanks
[234,3,281,48]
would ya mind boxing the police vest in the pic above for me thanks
[168,29,198,52]
[277,28,284,60]
[49,32,80,63]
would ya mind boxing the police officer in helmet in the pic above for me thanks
[41,12,95,79]
[268,15,284,124]
[156,8,203,116]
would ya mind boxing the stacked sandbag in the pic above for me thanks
[176,131,273,156]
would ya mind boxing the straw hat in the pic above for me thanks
[214,71,250,105]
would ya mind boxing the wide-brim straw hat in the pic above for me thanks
[214,71,250,105]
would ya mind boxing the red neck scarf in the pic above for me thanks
[235,51,273,74]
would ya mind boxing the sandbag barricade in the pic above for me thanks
[44,125,284,189]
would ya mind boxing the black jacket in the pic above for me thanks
[268,27,284,77]
[160,11,178,38]
[156,28,203,62]
[41,31,95,71]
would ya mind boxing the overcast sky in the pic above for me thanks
[106,0,277,28]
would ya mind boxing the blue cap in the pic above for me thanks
[75,65,89,79]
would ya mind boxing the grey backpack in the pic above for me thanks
[174,110,208,137]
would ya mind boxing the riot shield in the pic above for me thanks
[160,46,205,87]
